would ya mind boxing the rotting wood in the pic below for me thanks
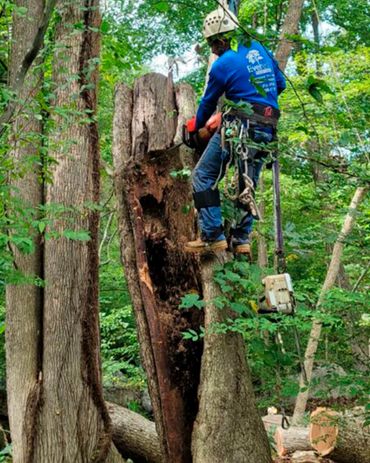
[113,75,203,463]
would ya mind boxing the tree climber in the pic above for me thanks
[184,4,286,255]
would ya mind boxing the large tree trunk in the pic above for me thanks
[5,2,44,462]
[113,75,202,463]
[192,255,272,463]
[292,187,367,425]
[7,1,124,462]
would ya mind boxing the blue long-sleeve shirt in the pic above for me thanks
[196,41,286,129]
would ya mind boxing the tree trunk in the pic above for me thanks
[310,407,370,463]
[5,2,44,462]
[108,402,163,463]
[191,255,272,463]
[13,2,123,462]
[275,0,305,70]
[292,187,367,425]
[113,75,202,463]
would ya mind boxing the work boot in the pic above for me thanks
[185,237,228,254]
[230,238,252,256]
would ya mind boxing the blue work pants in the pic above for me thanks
[192,126,273,242]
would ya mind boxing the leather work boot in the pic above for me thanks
[230,237,252,258]
[184,238,228,254]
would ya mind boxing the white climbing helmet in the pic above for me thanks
[203,4,239,40]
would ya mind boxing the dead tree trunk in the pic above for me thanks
[192,255,272,463]
[5,2,44,462]
[292,187,367,425]
[113,75,202,463]
[7,2,124,462]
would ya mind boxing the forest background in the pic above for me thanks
[0,0,369,460]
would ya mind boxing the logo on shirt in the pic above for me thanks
[246,50,263,65]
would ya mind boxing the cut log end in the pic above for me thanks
[309,407,339,457]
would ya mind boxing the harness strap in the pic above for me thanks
[193,188,221,210]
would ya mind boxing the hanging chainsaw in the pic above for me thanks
[258,159,296,315]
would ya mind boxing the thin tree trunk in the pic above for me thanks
[30,2,123,461]
[5,2,44,462]
[257,173,268,268]
[275,0,305,70]
[292,187,367,425]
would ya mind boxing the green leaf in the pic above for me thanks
[179,293,204,310]
[250,76,267,97]
[230,38,239,52]
[154,1,169,12]
[63,230,91,241]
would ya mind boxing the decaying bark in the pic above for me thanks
[5,2,44,462]
[292,187,367,425]
[310,407,370,463]
[191,255,272,463]
[113,75,202,463]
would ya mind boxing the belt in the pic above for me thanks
[227,103,280,128]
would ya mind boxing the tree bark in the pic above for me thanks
[275,0,305,70]
[21,2,123,462]
[191,255,272,463]
[274,426,311,457]
[5,2,44,462]
[108,402,163,463]
[292,187,367,425]
[113,75,202,463]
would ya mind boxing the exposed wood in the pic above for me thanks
[192,255,272,463]
[310,407,370,463]
[5,2,44,461]
[291,450,322,463]
[113,74,203,463]
[274,426,311,457]
[275,0,305,70]
[108,402,163,463]
[292,187,367,425]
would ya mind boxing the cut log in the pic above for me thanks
[274,425,311,456]
[108,402,163,463]
[310,407,370,463]
[291,450,321,463]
